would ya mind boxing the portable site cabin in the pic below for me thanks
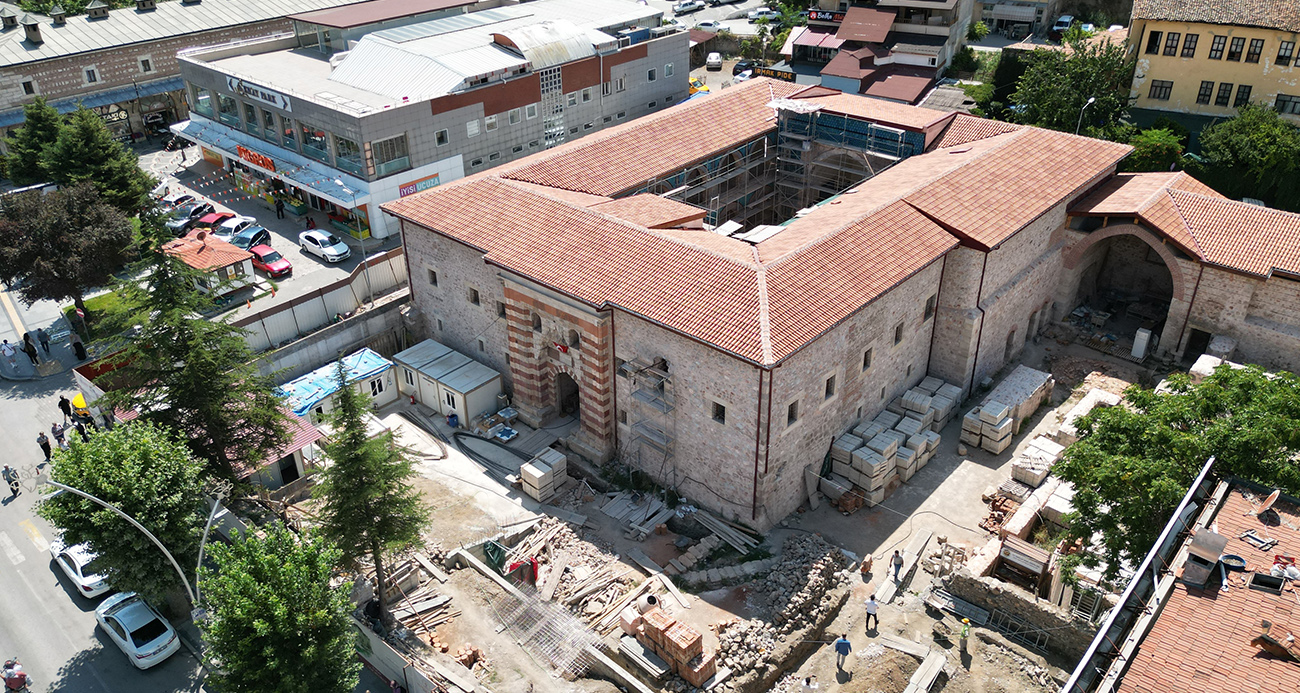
[392,339,503,427]
[279,347,397,424]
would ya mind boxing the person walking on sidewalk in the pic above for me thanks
[58,396,71,423]
[35,328,50,355]
[3,466,18,498]
[0,340,15,368]
[833,634,852,670]
[891,550,904,581]
[51,422,67,450]
[36,431,51,462]
[21,334,38,366]
[275,197,285,219]
[864,595,879,632]
[69,331,87,361]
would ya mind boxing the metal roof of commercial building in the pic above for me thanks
[0,0,366,67]
[494,20,595,70]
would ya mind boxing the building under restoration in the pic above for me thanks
[382,78,1300,530]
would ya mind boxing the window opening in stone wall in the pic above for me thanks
[496,301,506,317]
[567,329,580,348]
[924,294,937,321]
[427,269,438,286]
[21,80,33,95]
[862,348,873,371]
[712,402,726,424]
[824,375,836,399]
[787,400,799,426]
[894,322,904,345]
[532,313,542,331]
[478,339,485,352]
[469,288,480,305]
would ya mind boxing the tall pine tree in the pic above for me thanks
[4,97,62,185]
[315,360,430,624]
[42,107,154,213]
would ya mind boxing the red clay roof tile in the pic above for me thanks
[162,230,253,271]
[931,114,1021,148]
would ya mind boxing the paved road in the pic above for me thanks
[647,0,766,35]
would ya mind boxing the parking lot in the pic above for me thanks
[652,0,767,36]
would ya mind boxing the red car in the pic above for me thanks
[249,244,292,278]
[189,211,236,234]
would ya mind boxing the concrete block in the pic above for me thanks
[981,434,1012,454]
[982,416,1014,439]
[874,410,902,428]
[865,433,899,458]
[962,407,983,432]
[980,401,1010,424]
[886,397,906,415]
[853,421,885,441]
[960,428,981,446]
[917,376,944,395]
[895,416,925,437]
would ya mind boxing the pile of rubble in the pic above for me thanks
[509,518,635,623]
[711,535,853,692]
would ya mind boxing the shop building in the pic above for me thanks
[171,0,688,241]
[0,0,367,144]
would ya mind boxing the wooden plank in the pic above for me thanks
[540,552,570,601]
[449,548,525,600]
[634,507,675,535]
[876,530,932,604]
[414,553,450,583]
[658,573,690,610]
[902,649,946,693]
[595,579,655,630]
[627,547,664,574]
[391,595,452,620]
[878,633,931,659]
[540,504,588,526]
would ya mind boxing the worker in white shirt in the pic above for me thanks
[864,594,879,632]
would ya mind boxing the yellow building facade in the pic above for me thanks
[1129,16,1300,122]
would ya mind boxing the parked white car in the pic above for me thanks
[748,7,780,21]
[705,51,723,70]
[95,592,181,669]
[214,215,257,242]
[299,229,352,263]
[50,539,111,598]
[697,20,723,32]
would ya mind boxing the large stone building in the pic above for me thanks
[172,0,687,240]
[0,0,367,142]
[382,77,1300,530]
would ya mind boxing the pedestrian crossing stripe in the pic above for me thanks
[0,531,25,565]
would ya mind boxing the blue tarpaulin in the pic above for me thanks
[278,348,392,417]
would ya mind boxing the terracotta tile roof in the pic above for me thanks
[1117,488,1300,693]
[821,47,874,79]
[500,77,803,196]
[904,128,1132,249]
[930,114,1021,148]
[836,6,896,43]
[162,230,253,271]
[862,66,936,104]
[1072,171,1188,215]
[590,194,707,228]
[1132,0,1300,33]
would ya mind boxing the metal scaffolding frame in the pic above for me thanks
[493,591,602,679]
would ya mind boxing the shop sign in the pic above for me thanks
[753,66,797,82]
[398,173,441,198]
[235,145,276,172]
[98,110,129,124]
[808,9,845,22]
[225,76,292,112]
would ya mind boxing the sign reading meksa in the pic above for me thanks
[225,77,292,112]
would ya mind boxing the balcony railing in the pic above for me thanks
[217,110,240,127]
[375,156,410,177]
[302,142,330,163]
[336,156,365,177]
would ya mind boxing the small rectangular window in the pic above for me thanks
[369,378,384,396]
[567,93,577,106]
[1181,33,1198,58]
[603,115,612,123]
[1163,32,1180,56]
[712,402,726,424]
[140,58,153,73]
[1245,38,1264,63]
[496,301,507,317]
[1234,84,1252,107]
[648,101,657,108]
[21,80,33,95]
[1227,36,1245,61]
[824,375,836,400]
[437,318,444,331]
[648,68,657,82]
[528,140,540,148]
[489,151,500,161]
[581,87,592,103]
[427,269,438,286]
[509,108,521,125]
[405,368,415,386]
[1215,82,1234,106]
[618,410,628,424]
[1276,93,1300,115]
[1278,41,1296,66]
[862,348,873,372]
[512,144,523,153]
[526,104,538,119]
[485,114,498,131]
[435,129,449,146]
[602,82,611,97]
[617,111,626,119]
[470,157,484,168]
[85,68,98,83]
[1209,35,1226,59]
[1196,80,1214,104]
[477,338,485,352]
[616,77,626,92]
[924,294,937,321]
[893,322,904,345]
[467,120,480,137]
[665,63,674,77]
[666,94,674,103]
[569,126,578,134]
[1145,31,1162,54]
[469,288,480,305]
[787,401,799,426]
[1148,80,1173,101]
[583,122,593,130]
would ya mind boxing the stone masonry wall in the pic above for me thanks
[943,571,1097,661]
[1186,267,1300,373]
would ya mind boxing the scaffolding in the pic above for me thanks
[494,591,602,678]
[621,357,678,488]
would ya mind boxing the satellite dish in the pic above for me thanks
[195,230,207,242]
[1258,489,1281,516]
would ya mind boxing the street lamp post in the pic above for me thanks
[334,179,372,306]
[1075,96,1097,136]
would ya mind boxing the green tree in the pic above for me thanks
[19,0,133,15]
[966,20,990,41]
[4,97,62,185]
[36,421,208,604]
[315,361,429,624]
[1189,103,1300,211]
[0,182,135,318]
[199,524,361,693]
[1055,365,1300,583]
[99,217,289,481]
[1009,38,1135,134]
[42,107,154,213]
[1120,128,1184,172]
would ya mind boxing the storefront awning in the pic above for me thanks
[171,115,370,209]
[0,76,185,129]
[794,26,845,49]
[991,3,1039,22]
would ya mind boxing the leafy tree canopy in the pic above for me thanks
[1120,127,1184,172]
[98,217,289,481]
[199,524,361,693]
[37,421,208,605]
[41,107,154,214]
[4,98,62,186]
[0,182,136,314]
[1055,364,1300,582]
[1009,39,1135,135]
[315,361,429,623]
[19,0,136,15]
[1188,103,1300,212]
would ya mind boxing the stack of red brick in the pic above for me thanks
[625,606,717,687]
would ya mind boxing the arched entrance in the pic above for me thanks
[1064,228,1180,360]
[555,372,579,417]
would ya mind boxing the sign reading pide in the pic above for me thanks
[235,145,276,172]
[753,66,797,83]
[225,77,292,112]
[398,173,441,197]
[808,9,845,22]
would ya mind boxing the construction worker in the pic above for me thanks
[960,618,971,654]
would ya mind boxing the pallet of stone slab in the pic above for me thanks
[853,446,892,474]
[861,465,892,491]
[898,462,918,483]
[1055,388,1123,445]
[831,434,864,463]
[905,434,928,453]
[819,474,853,500]
[962,407,984,433]
[936,382,964,404]
[865,433,900,458]
[874,410,903,429]
[832,459,855,481]
[895,416,926,437]
[912,406,935,429]
[1011,456,1052,487]
[959,428,981,447]
[981,416,1013,440]
[981,434,1012,455]
[917,376,945,395]
[863,474,897,506]
[902,389,933,414]
[922,430,941,452]
[886,397,906,415]
[853,421,886,441]
[979,401,1011,424]
[981,365,1054,424]
[1026,435,1066,462]
[930,394,954,422]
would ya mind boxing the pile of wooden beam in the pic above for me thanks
[691,510,759,555]
[600,491,675,540]
[383,557,460,640]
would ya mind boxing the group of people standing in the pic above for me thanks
[0,328,86,370]
[34,395,100,463]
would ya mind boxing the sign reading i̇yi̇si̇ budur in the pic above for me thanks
[225,77,292,113]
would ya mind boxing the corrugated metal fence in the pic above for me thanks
[233,247,408,352]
